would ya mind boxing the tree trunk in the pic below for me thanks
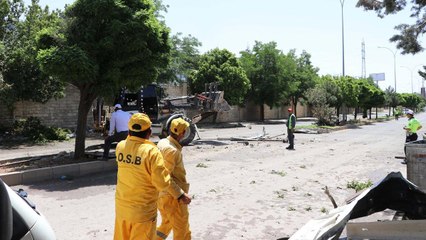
[293,97,298,117]
[74,86,96,159]
[355,107,359,120]
[336,106,340,125]
[260,104,264,122]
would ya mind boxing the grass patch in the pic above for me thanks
[270,170,287,177]
[196,163,208,168]
[347,180,373,192]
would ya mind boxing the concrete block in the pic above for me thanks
[52,164,80,178]
[0,172,23,186]
[22,168,52,184]
[103,160,117,172]
[79,161,104,176]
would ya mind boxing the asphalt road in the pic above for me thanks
[11,111,426,240]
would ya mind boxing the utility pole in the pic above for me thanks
[361,40,366,78]
[340,0,345,76]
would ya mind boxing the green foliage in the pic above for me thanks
[306,85,335,125]
[356,78,385,118]
[189,48,250,105]
[157,32,201,83]
[13,117,70,143]
[240,41,297,108]
[356,0,425,54]
[270,170,287,177]
[347,179,373,192]
[384,86,400,109]
[338,76,360,108]
[287,49,319,113]
[1,0,65,107]
[196,163,208,168]
[36,0,172,158]
[399,93,425,111]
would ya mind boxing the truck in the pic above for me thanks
[92,82,230,145]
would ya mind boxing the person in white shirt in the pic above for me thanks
[103,104,131,160]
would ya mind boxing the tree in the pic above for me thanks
[419,66,426,91]
[287,50,319,116]
[316,75,341,121]
[1,0,64,112]
[189,48,250,106]
[240,41,297,121]
[357,0,426,54]
[336,76,360,121]
[356,78,385,119]
[399,93,425,112]
[157,32,202,83]
[306,85,335,126]
[384,86,400,116]
[37,0,171,159]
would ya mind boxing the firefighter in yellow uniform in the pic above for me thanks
[114,113,191,240]
[156,118,192,240]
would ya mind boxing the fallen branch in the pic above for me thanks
[324,186,338,208]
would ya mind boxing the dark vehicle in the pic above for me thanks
[93,82,230,145]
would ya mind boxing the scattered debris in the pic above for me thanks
[289,172,426,240]
[324,186,338,209]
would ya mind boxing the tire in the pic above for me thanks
[179,120,196,146]
[166,115,196,146]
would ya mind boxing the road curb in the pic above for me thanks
[0,160,117,186]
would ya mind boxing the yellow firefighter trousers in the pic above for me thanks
[114,217,157,240]
[156,195,191,240]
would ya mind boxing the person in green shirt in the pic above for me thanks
[286,108,296,150]
[403,109,422,156]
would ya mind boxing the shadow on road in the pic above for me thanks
[190,140,229,146]
[23,170,117,192]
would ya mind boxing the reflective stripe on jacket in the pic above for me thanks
[286,114,296,130]
[115,136,183,222]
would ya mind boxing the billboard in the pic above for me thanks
[369,73,385,81]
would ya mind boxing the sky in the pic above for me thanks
[32,0,425,94]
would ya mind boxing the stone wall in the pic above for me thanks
[0,82,311,130]
[0,84,93,130]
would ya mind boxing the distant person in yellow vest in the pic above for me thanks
[403,109,422,156]
[114,113,191,240]
[286,108,296,150]
[156,118,192,240]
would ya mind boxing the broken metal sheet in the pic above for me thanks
[289,172,426,240]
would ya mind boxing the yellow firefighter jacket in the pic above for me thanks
[157,136,190,194]
[115,136,183,222]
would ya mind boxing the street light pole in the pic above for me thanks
[340,0,345,76]
[378,46,397,92]
[401,64,423,93]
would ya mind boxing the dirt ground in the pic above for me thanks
[2,116,416,239]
